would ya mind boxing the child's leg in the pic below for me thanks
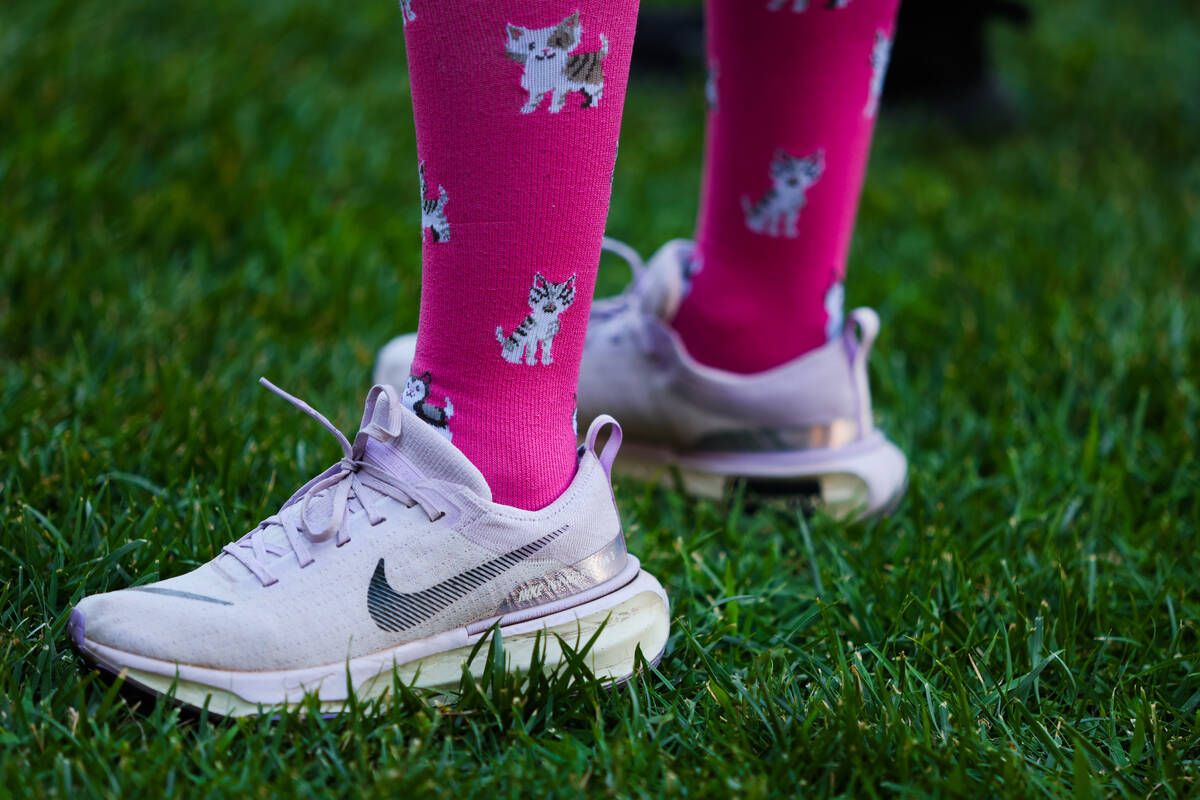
[672,0,899,374]
[402,1,638,509]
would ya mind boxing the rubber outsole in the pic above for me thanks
[613,431,908,521]
[70,568,670,718]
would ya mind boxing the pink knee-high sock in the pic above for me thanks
[400,1,638,510]
[672,0,900,375]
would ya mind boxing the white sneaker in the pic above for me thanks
[575,239,908,519]
[70,380,670,717]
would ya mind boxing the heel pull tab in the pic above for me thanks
[352,384,405,459]
[843,308,880,437]
[584,414,623,480]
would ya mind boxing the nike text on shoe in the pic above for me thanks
[69,380,670,717]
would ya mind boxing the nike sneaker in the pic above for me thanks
[375,240,907,519]
[69,380,670,717]
[579,238,908,519]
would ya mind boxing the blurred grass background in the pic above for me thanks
[1,0,1198,796]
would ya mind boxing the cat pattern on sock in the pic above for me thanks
[401,372,454,441]
[864,29,892,118]
[398,0,416,25]
[506,12,608,113]
[766,0,852,11]
[742,149,825,238]
[419,161,450,243]
[496,273,577,365]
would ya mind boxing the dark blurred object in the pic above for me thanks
[632,7,706,74]
[632,1,1033,132]
[885,0,1032,131]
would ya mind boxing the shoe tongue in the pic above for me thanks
[354,385,492,501]
[639,239,693,322]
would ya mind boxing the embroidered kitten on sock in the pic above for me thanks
[767,0,853,14]
[864,29,892,118]
[419,161,450,243]
[401,371,454,440]
[496,273,577,365]
[506,12,609,113]
[742,148,825,238]
[398,0,416,26]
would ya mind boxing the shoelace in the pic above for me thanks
[589,237,646,323]
[222,379,445,587]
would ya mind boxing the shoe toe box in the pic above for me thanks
[70,573,287,671]
[74,587,230,664]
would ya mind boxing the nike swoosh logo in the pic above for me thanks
[368,527,567,632]
[130,587,233,606]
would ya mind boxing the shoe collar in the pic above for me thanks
[356,384,492,503]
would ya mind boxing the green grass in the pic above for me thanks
[2,0,1199,796]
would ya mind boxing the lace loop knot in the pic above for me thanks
[221,380,445,587]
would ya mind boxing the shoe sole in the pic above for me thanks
[614,431,908,520]
[69,561,670,718]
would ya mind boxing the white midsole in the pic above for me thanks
[78,568,670,717]
[615,433,908,519]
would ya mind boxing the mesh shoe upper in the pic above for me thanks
[73,384,629,671]
[577,239,879,454]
